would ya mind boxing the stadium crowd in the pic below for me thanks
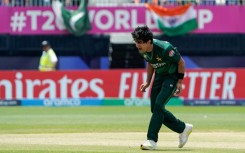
[0,0,244,6]
[136,0,245,5]
[0,0,76,6]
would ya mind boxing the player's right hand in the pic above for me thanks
[140,82,150,92]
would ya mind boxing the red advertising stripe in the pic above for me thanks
[182,69,243,100]
[0,70,147,99]
[0,69,244,100]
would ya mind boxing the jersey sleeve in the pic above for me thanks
[163,45,181,63]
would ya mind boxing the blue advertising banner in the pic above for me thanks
[21,99,102,106]
[20,98,182,107]
[0,100,21,106]
[184,99,245,106]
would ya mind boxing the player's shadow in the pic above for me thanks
[152,148,191,152]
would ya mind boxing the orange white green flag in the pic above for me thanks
[146,4,198,36]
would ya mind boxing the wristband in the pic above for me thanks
[177,73,184,79]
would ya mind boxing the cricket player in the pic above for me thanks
[131,25,193,150]
[39,40,58,71]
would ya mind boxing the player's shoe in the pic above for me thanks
[140,140,157,150]
[178,123,193,148]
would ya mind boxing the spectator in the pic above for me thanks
[25,0,32,6]
[200,0,216,5]
[65,0,72,6]
[39,41,58,71]
[2,0,10,6]
[63,0,80,6]
[226,0,239,5]
[135,0,160,5]
[12,0,23,6]
[215,0,226,5]
[135,0,148,3]
[240,0,245,5]
[73,0,80,6]
[43,0,50,6]
[182,0,198,5]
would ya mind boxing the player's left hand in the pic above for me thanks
[174,80,183,96]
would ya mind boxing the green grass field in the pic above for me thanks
[0,106,244,153]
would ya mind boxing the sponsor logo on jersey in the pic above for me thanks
[151,62,166,69]
[169,50,175,57]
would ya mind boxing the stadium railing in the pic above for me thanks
[0,0,244,6]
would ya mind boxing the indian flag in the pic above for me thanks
[146,4,198,36]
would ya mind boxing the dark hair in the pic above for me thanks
[131,25,153,43]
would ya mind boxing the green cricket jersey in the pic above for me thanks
[140,39,180,74]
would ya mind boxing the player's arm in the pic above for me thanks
[165,44,185,96]
[146,62,154,85]
[178,57,185,77]
[140,62,154,92]
[175,57,185,96]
